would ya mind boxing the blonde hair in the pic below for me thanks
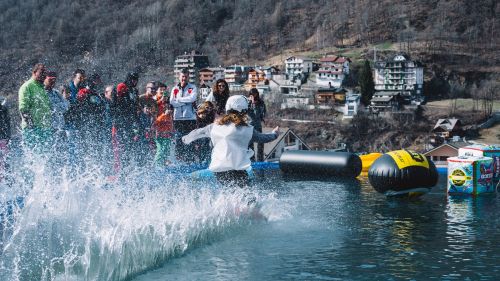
[217,112,248,127]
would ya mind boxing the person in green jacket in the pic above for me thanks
[18,63,53,153]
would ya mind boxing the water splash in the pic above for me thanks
[0,152,286,281]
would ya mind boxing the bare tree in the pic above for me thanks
[479,80,499,117]
[469,83,480,112]
[448,80,465,115]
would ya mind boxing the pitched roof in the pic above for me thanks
[320,56,351,63]
[423,141,470,155]
[432,118,461,132]
[320,56,338,62]
[335,57,351,63]
[263,128,311,160]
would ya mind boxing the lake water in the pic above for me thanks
[1,165,500,281]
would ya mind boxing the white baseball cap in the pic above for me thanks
[225,95,249,113]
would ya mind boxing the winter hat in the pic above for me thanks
[77,88,90,101]
[225,95,249,113]
[116,83,128,97]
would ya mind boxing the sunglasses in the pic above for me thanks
[217,84,226,88]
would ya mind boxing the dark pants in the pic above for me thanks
[174,120,197,163]
[249,127,264,162]
[214,170,249,188]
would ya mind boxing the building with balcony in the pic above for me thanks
[315,88,348,105]
[174,51,209,85]
[373,54,424,103]
[370,91,403,112]
[285,56,313,82]
[316,56,351,88]
[244,69,267,91]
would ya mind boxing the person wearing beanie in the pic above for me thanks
[182,95,280,187]
[111,73,142,170]
[75,79,107,164]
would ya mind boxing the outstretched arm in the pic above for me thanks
[182,123,213,144]
[250,126,280,143]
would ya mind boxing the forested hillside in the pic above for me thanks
[0,0,498,96]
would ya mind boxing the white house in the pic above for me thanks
[281,97,312,109]
[285,56,313,81]
[264,128,311,162]
[343,93,361,119]
[316,56,351,88]
[373,54,424,103]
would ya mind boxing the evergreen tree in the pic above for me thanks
[359,60,375,106]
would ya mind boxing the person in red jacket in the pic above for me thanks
[152,82,174,166]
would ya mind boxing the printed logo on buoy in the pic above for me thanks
[387,150,429,169]
[449,169,471,186]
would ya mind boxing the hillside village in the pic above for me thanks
[172,50,499,157]
[175,50,427,118]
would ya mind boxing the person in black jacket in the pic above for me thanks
[0,96,11,182]
[75,77,107,165]
[0,96,10,141]
[112,72,142,169]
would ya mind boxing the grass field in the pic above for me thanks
[426,98,500,112]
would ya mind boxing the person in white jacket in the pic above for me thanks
[170,68,198,162]
[182,95,279,187]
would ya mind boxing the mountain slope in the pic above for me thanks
[0,0,498,96]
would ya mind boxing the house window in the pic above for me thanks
[439,156,448,161]
[285,134,296,146]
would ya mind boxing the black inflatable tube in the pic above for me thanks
[279,150,362,178]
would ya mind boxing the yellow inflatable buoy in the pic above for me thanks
[359,153,383,175]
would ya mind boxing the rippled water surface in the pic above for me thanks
[135,171,500,281]
[2,164,500,281]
